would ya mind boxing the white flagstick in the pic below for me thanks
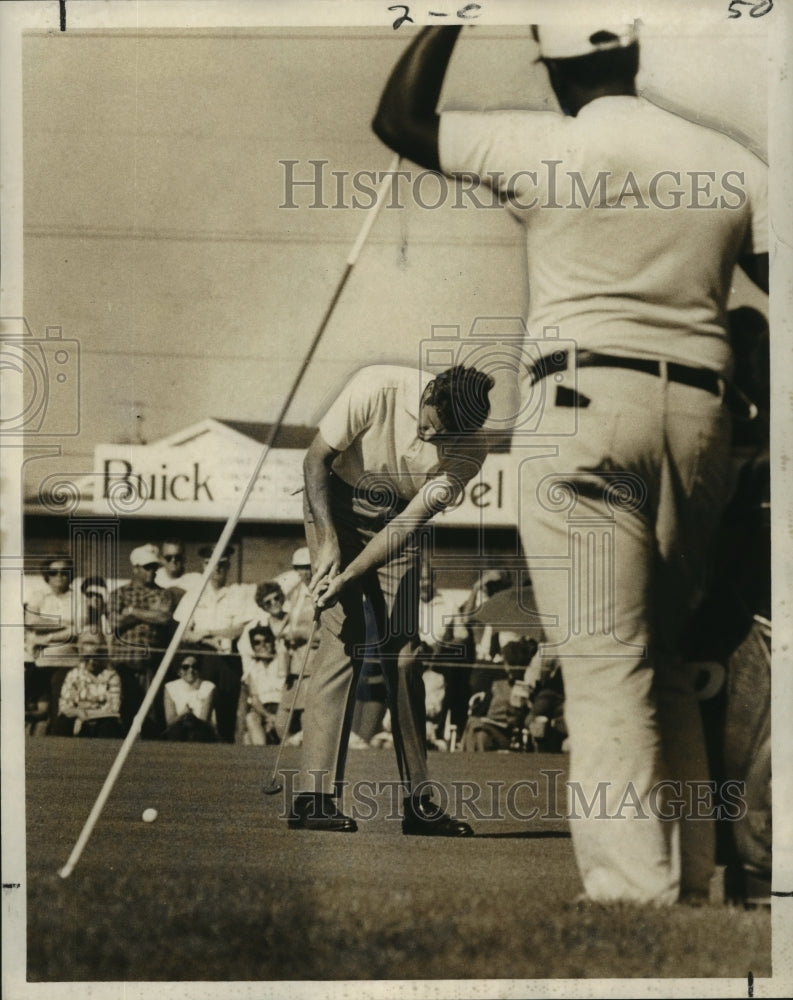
[58,154,401,879]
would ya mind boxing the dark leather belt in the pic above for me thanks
[529,350,722,398]
[330,473,409,518]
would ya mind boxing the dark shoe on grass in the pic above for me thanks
[288,793,358,832]
[401,795,473,837]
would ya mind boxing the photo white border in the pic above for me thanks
[2,1,791,998]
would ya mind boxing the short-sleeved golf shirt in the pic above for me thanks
[318,365,488,503]
[440,96,768,377]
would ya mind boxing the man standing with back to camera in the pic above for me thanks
[372,24,768,903]
[289,363,493,836]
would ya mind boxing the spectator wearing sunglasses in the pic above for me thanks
[24,555,77,733]
[24,556,76,660]
[161,654,217,742]
[240,625,285,745]
[155,538,203,601]
[238,583,291,661]
[238,582,293,737]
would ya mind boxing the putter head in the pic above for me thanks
[262,779,283,796]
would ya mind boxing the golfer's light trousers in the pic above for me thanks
[294,478,429,798]
[519,367,733,904]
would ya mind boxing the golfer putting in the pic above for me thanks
[288,363,494,835]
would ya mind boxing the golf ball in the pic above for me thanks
[142,808,158,823]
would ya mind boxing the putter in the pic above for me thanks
[262,609,321,795]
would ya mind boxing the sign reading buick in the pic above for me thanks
[101,457,215,503]
[92,418,518,527]
[92,418,304,522]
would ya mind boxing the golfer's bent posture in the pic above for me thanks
[289,364,493,835]
[373,25,768,900]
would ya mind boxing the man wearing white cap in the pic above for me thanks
[154,538,203,600]
[273,546,312,603]
[373,26,768,903]
[109,544,178,735]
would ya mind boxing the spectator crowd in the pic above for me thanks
[23,541,567,753]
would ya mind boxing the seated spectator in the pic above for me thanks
[24,555,78,734]
[109,544,178,737]
[155,538,203,601]
[458,675,523,752]
[25,694,50,737]
[161,654,218,742]
[55,629,123,738]
[173,544,253,743]
[459,638,538,752]
[241,625,285,745]
[526,658,567,753]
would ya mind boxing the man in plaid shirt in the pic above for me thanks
[109,544,177,735]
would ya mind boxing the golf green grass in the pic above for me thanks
[25,738,771,983]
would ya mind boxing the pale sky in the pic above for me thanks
[12,12,773,496]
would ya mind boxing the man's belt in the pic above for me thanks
[330,473,409,515]
[529,350,722,398]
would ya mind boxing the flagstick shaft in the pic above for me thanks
[58,154,400,878]
[263,613,320,789]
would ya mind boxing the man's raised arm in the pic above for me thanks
[372,26,461,172]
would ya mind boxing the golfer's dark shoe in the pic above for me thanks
[287,793,357,832]
[401,795,473,837]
